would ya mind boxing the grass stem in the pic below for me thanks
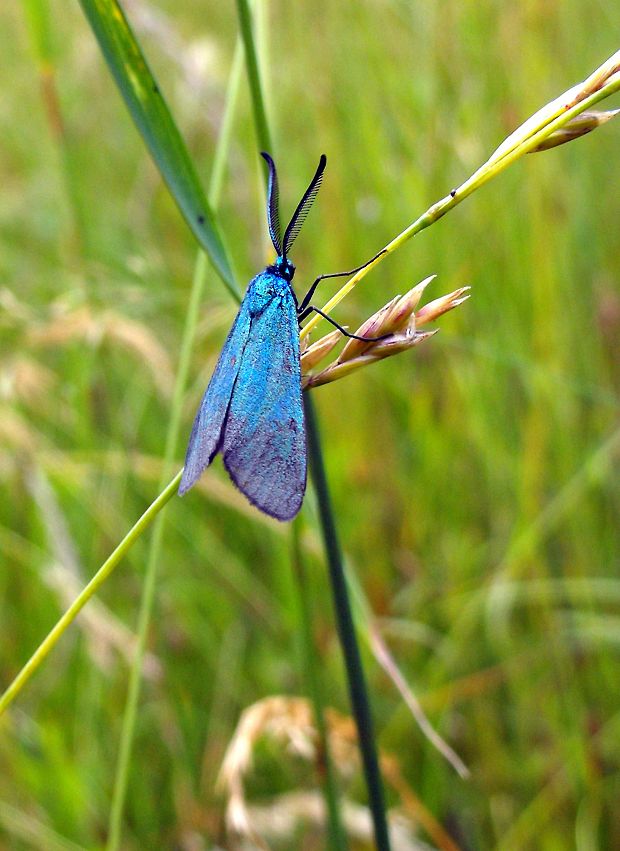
[237,1,391,842]
[235,0,272,154]
[304,393,392,851]
[300,58,620,340]
[291,519,347,851]
[0,472,182,719]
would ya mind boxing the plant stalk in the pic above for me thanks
[291,519,348,851]
[304,393,392,851]
[235,0,271,154]
[0,472,182,719]
[300,57,620,340]
[236,0,391,841]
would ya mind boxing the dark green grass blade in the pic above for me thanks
[77,0,236,294]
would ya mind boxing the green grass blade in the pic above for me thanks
[76,0,237,294]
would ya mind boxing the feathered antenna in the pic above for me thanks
[282,155,327,257]
[260,152,283,255]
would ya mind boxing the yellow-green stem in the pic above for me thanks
[301,68,620,339]
[0,472,182,719]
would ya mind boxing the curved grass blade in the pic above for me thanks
[77,0,237,294]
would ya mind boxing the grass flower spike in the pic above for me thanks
[302,276,470,388]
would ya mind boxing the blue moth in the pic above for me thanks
[179,153,384,520]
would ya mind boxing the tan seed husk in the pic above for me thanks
[415,287,471,326]
[300,329,342,370]
[385,275,435,329]
[338,296,400,363]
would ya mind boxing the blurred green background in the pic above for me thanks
[1,1,619,848]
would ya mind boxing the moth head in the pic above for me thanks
[271,255,296,281]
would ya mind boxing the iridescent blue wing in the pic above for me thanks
[221,289,306,521]
[179,300,252,495]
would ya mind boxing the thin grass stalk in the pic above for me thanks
[236,1,392,844]
[0,472,182,719]
[235,0,271,154]
[301,57,620,339]
[236,2,349,844]
[106,45,244,851]
[106,256,208,851]
[291,519,347,851]
[304,394,392,851]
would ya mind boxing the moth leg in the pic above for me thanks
[299,305,389,343]
[297,249,387,315]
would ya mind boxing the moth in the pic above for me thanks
[179,153,382,520]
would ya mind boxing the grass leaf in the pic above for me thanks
[77,0,236,293]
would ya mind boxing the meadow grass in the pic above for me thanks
[1,1,619,848]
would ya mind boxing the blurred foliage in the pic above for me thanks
[1,0,619,849]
